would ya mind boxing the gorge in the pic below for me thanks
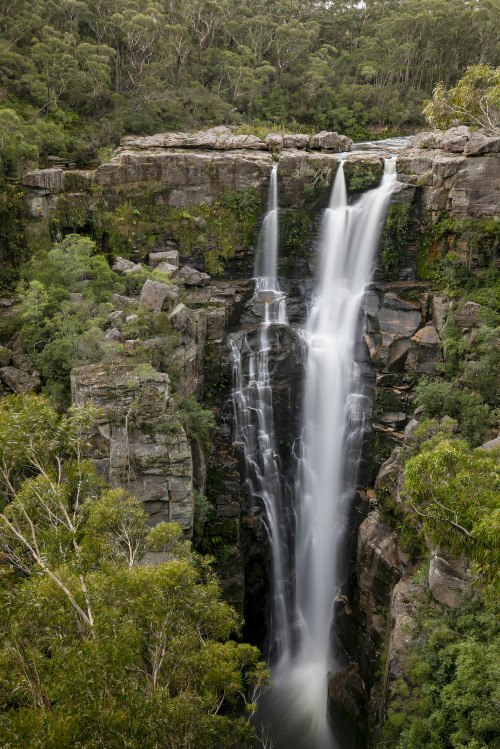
[1,125,499,748]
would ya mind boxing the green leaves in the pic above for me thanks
[424,65,500,132]
[404,439,500,609]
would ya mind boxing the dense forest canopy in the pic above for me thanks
[1,0,500,172]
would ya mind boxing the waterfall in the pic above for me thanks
[230,165,292,662]
[258,159,397,748]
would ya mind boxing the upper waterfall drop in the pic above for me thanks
[261,158,397,749]
[255,164,280,295]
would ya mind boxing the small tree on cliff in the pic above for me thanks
[423,64,500,133]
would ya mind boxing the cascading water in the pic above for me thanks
[230,165,293,662]
[258,158,397,748]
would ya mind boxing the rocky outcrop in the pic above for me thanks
[0,367,41,393]
[428,550,470,607]
[120,127,351,154]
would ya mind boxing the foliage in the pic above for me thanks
[344,160,383,192]
[383,599,500,749]
[0,393,270,748]
[424,64,500,132]
[278,209,312,274]
[178,396,216,452]
[414,380,491,447]
[404,439,500,611]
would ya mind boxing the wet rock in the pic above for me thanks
[112,256,143,275]
[23,167,65,193]
[104,327,123,343]
[265,133,283,150]
[0,367,41,393]
[177,265,211,286]
[310,131,353,152]
[374,449,403,505]
[0,345,12,367]
[429,550,470,608]
[149,250,179,268]
[328,663,368,749]
[155,261,179,277]
[406,322,442,375]
[139,279,178,311]
[282,133,310,149]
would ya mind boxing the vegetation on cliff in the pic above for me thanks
[0,393,269,748]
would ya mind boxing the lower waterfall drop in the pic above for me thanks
[260,158,397,749]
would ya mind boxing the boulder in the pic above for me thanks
[406,323,442,375]
[0,345,12,367]
[413,131,440,149]
[155,261,179,277]
[378,294,421,338]
[374,449,403,504]
[149,250,179,268]
[139,279,178,311]
[168,303,190,333]
[104,328,123,343]
[282,133,310,149]
[0,298,13,308]
[464,131,500,156]
[177,266,211,286]
[265,133,283,150]
[455,300,481,328]
[125,314,138,323]
[437,126,471,152]
[69,292,84,303]
[108,310,125,326]
[478,434,500,451]
[310,131,353,152]
[0,367,41,393]
[112,256,143,275]
[429,550,470,608]
[111,293,138,310]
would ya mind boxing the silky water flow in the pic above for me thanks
[232,160,397,748]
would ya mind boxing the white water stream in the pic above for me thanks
[232,159,397,747]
